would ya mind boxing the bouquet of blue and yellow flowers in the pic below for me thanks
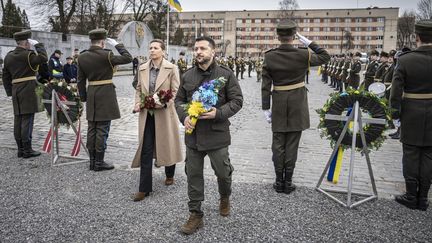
[183,77,226,134]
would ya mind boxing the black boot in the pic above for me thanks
[94,152,114,171]
[418,183,430,211]
[89,150,96,171]
[16,139,23,158]
[395,179,418,210]
[389,127,400,139]
[284,169,296,194]
[22,141,41,158]
[273,171,285,193]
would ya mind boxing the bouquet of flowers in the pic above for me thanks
[140,89,174,115]
[183,77,226,134]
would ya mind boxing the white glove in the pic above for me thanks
[27,39,39,46]
[106,38,119,46]
[296,32,312,47]
[393,119,400,128]
[263,110,272,124]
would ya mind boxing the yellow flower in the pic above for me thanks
[354,90,360,95]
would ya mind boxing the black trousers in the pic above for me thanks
[402,144,432,189]
[139,115,175,192]
[272,131,302,174]
[14,113,34,143]
[87,120,111,153]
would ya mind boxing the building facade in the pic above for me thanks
[172,7,399,57]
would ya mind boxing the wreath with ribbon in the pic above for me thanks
[40,79,82,125]
[316,88,392,151]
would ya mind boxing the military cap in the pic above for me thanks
[389,50,397,57]
[66,56,73,60]
[277,19,297,36]
[355,52,362,57]
[13,30,32,41]
[179,51,185,56]
[370,50,379,56]
[88,28,107,40]
[415,19,432,36]
[380,51,389,58]
[54,49,63,55]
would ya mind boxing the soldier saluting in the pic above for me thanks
[262,20,330,194]
[390,20,432,211]
[2,30,48,158]
[77,29,133,171]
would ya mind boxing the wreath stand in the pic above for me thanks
[315,101,386,208]
[43,90,89,166]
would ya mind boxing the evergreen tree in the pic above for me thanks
[0,0,26,38]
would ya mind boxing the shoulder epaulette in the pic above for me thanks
[265,48,276,53]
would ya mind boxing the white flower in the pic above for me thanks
[58,81,63,87]
[67,86,71,90]
[153,93,162,106]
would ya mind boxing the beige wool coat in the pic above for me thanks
[131,59,183,168]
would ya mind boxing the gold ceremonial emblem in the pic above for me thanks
[135,23,145,48]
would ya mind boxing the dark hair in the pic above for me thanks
[195,36,216,49]
[418,34,432,44]
[91,39,103,45]
[150,39,166,50]
[74,48,79,51]
[278,35,294,42]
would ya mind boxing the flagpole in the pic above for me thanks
[167,1,170,57]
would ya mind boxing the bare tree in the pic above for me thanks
[397,10,416,49]
[126,0,156,22]
[417,0,432,20]
[278,0,299,19]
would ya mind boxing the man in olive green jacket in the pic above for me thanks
[77,28,132,171]
[262,20,330,194]
[390,20,432,211]
[2,30,48,158]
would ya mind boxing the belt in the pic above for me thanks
[88,79,113,86]
[273,82,305,91]
[374,78,381,82]
[384,82,392,86]
[403,92,432,99]
[12,76,36,84]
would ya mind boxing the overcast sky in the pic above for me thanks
[19,0,419,30]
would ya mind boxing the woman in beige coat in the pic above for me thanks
[132,39,183,201]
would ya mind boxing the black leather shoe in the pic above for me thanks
[418,198,429,211]
[284,182,296,194]
[94,152,114,171]
[22,141,41,158]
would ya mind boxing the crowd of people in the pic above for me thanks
[1,17,431,236]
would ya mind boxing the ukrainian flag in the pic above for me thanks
[168,0,182,12]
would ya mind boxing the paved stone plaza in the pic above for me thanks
[1,70,432,242]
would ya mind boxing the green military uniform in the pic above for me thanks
[390,20,432,211]
[341,56,351,91]
[240,58,246,79]
[77,28,132,171]
[227,56,234,72]
[175,61,243,216]
[382,50,397,99]
[255,59,263,82]
[2,30,48,158]
[247,58,253,77]
[363,51,380,90]
[262,20,330,194]
[374,52,389,84]
[235,57,241,79]
[177,52,188,76]
[348,55,362,89]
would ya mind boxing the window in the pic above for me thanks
[334,27,340,32]
[236,19,242,24]
[377,17,385,22]
[303,18,310,23]
[255,19,261,23]
[376,44,383,49]
[323,18,330,23]
[323,27,330,32]
[346,18,351,23]
[314,18,320,23]
[355,27,361,32]
[377,26,385,31]
[335,18,340,23]
[366,27,373,31]
[313,27,319,32]
[367,18,373,22]
[355,18,362,23]
[376,36,384,40]
[303,27,310,32]
[246,19,251,24]
[264,19,271,23]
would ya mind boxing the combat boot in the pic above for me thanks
[284,169,296,194]
[16,139,23,158]
[181,213,203,235]
[94,152,114,171]
[273,171,284,193]
[395,179,418,210]
[417,183,431,211]
[22,141,41,158]
[89,150,96,171]
[219,196,230,217]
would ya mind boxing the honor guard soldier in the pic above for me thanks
[363,50,380,90]
[390,20,432,211]
[255,58,263,82]
[348,52,362,89]
[77,28,133,171]
[247,57,254,77]
[2,30,48,158]
[374,51,389,84]
[262,20,330,194]
[177,51,188,76]
[227,56,234,72]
